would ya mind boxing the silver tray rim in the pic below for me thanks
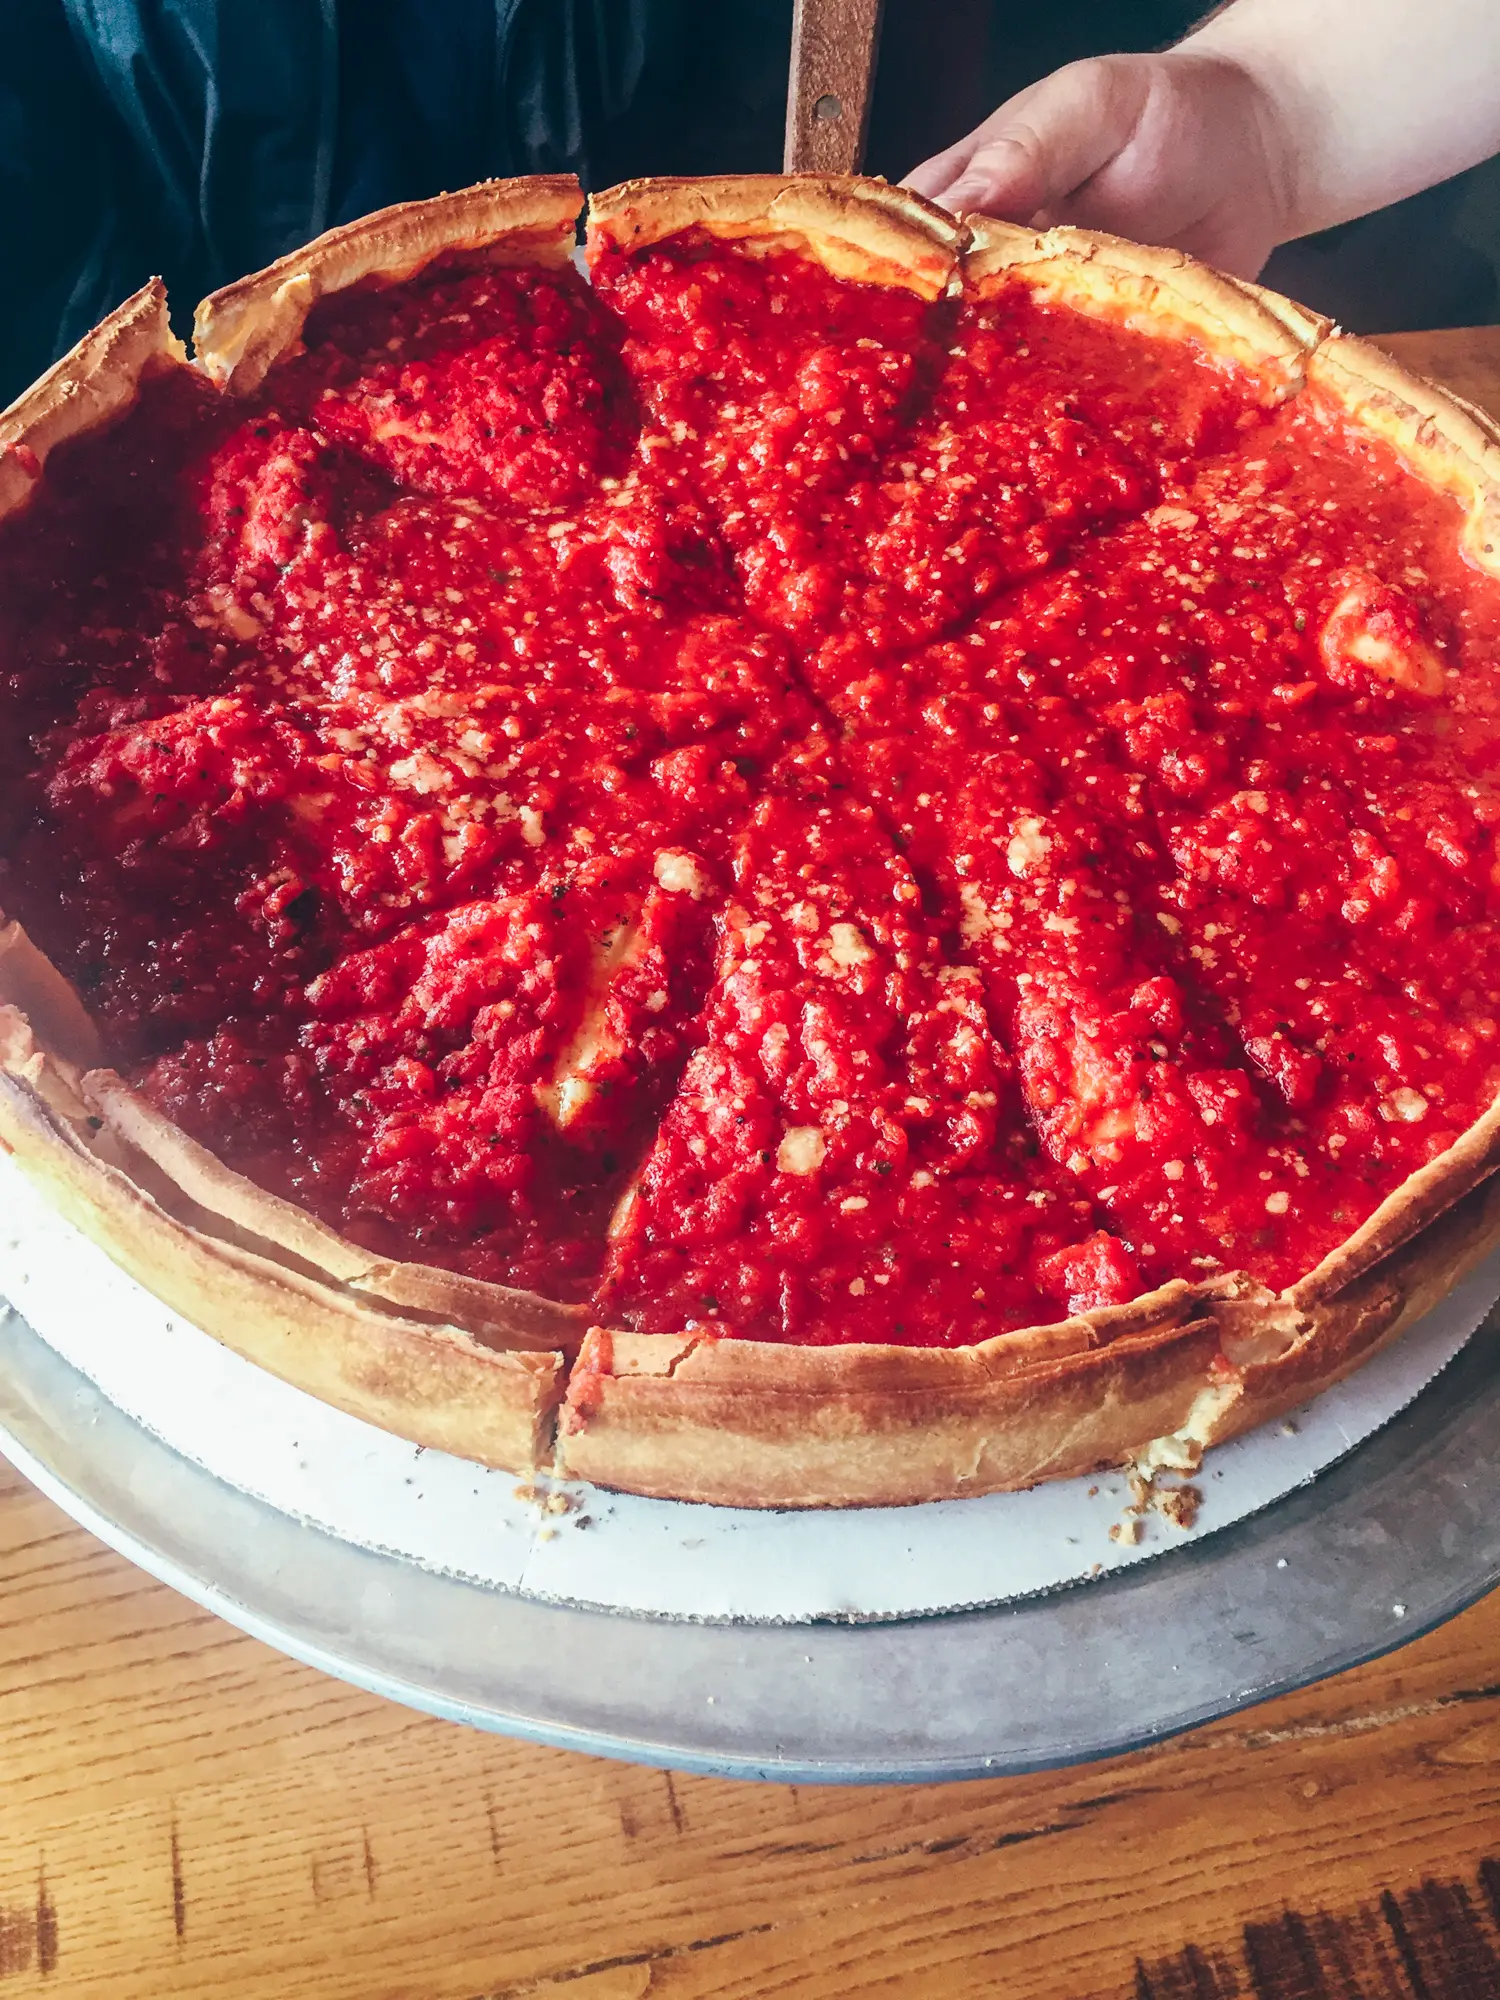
[0,1301,1496,1785]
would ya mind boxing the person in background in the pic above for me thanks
[3,0,1498,409]
[0,0,800,404]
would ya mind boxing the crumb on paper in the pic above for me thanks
[1116,1417,1214,1541]
[1156,1483,1202,1531]
[1107,1452,1204,1547]
[1393,1601,1407,1618]
[513,1481,586,1524]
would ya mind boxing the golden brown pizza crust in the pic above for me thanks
[0,282,188,526]
[79,1071,585,1350]
[555,1291,1224,1508]
[961,217,1326,400]
[586,175,965,299]
[1307,334,1500,578]
[0,913,575,1466]
[0,1047,562,1470]
[5,176,1500,1506]
[0,187,604,1483]
[558,1146,1500,1507]
[193,175,584,395]
[1203,1169,1500,1452]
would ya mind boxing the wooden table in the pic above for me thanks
[2,328,1499,2000]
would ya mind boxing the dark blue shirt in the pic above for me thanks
[0,0,794,402]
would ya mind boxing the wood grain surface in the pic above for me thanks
[0,1440,1494,2000]
[0,324,1497,2000]
[784,0,885,174]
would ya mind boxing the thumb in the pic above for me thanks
[911,57,1155,220]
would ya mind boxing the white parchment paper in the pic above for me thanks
[0,1149,1490,1622]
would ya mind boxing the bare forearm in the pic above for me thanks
[1193,0,1500,241]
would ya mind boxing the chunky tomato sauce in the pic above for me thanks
[842,399,1500,1294]
[598,733,1137,1344]
[591,241,1268,697]
[3,237,1500,1334]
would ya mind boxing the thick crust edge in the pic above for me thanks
[586,175,965,299]
[0,283,188,526]
[79,1070,586,1350]
[0,1047,562,1472]
[556,1293,1222,1507]
[193,176,584,395]
[0,917,575,1471]
[557,1168,1500,1508]
[1208,1170,1500,1452]
[961,218,1326,399]
[1308,333,1500,579]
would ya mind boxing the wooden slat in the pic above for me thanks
[0,1435,1494,1999]
[784,0,885,174]
[1379,323,1500,409]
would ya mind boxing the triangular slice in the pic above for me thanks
[840,349,1500,1300]
[596,735,1144,1345]
[796,217,1327,705]
[9,205,830,1304]
[588,176,967,666]
[588,193,1323,701]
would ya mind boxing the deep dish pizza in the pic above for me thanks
[3,173,1500,1506]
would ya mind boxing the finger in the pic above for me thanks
[941,126,1053,219]
[917,58,1154,219]
[903,138,982,201]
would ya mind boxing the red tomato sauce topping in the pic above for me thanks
[841,390,1500,1294]
[600,735,1141,1343]
[591,240,1268,695]
[3,240,1500,1335]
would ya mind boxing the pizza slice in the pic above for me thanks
[842,347,1500,1307]
[1062,379,1500,1243]
[795,218,1330,701]
[131,852,718,1298]
[589,193,1327,703]
[587,178,966,656]
[596,734,1146,1345]
[0,187,673,1470]
[556,737,1224,1502]
[7,186,843,1316]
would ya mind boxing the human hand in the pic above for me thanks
[903,52,1295,280]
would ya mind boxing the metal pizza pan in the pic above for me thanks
[0,1295,1494,1784]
